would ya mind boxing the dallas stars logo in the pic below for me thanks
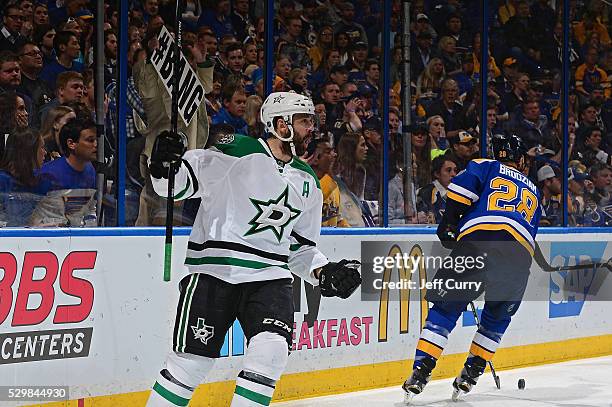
[273,95,285,104]
[191,318,214,345]
[245,186,301,242]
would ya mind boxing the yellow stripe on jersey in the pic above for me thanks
[417,338,444,359]
[457,223,535,256]
[447,190,472,206]
[472,158,495,164]
[470,342,495,361]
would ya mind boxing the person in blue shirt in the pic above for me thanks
[0,129,50,226]
[211,82,248,136]
[39,31,84,92]
[403,133,542,403]
[39,117,96,190]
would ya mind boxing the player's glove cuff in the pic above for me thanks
[319,259,362,299]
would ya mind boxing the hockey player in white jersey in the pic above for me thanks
[145,92,362,407]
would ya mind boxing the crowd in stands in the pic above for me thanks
[0,0,610,228]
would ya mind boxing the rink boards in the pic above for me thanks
[0,228,610,407]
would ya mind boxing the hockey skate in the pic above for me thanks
[451,356,486,401]
[402,358,436,404]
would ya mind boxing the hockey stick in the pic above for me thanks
[533,242,612,273]
[469,302,501,390]
[163,0,183,282]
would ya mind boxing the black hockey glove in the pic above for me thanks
[149,130,187,179]
[319,259,362,299]
[437,222,458,250]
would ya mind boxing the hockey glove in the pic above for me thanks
[319,259,362,299]
[149,130,187,179]
[437,222,458,250]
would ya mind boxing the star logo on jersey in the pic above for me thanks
[191,318,214,345]
[273,95,285,104]
[245,186,301,242]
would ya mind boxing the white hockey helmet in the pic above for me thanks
[260,91,315,149]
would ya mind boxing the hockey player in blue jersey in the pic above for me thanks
[403,133,542,403]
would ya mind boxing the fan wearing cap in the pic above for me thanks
[403,133,541,402]
[345,40,369,76]
[537,164,562,226]
[445,130,479,171]
[145,92,361,407]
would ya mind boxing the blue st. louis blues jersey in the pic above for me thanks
[446,159,542,254]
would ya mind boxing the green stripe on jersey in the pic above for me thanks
[234,385,272,406]
[185,256,289,270]
[289,243,302,251]
[214,134,270,158]
[174,176,191,200]
[290,157,321,189]
[152,382,189,406]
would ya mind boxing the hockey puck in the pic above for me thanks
[518,378,525,389]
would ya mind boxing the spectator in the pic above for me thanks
[0,4,26,52]
[503,1,544,74]
[362,116,382,201]
[32,3,49,31]
[309,48,340,90]
[39,70,83,125]
[224,42,245,79]
[361,59,380,110]
[334,31,351,65]
[17,42,53,127]
[388,154,407,224]
[445,130,478,171]
[335,131,368,200]
[309,25,334,71]
[546,113,577,165]
[182,0,202,30]
[39,30,84,92]
[505,72,530,114]
[104,29,117,86]
[33,24,55,65]
[416,57,445,99]
[510,98,551,150]
[346,41,369,82]
[426,78,463,139]
[230,0,253,42]
[472,33,501,82]
[276,16,310,69]
[288,67,310,97]
[585,163,612,208]
[40,105,75,160]
[452,53,475,96]
[334,2,368,45]
[438,36,460,76]
[411,123,433,190]
[142,0,160,23]
[0,129,49,226]
[273,54,291,87]
[537,164,563,226]
[575,126,611,168]
[575,47,611,99]
[305,137,349,227]
[212,82,248,136]
[329,64,349,88]
[411,13,437,43]
[0,92,29,152]
[334,131,373,226]
[243,42,257,66]
[579,102,604,133]
[568,163,588,226]
[427,115,447,150]
[320,81,343,132]
[442,12,470,49]
[411,31,437,79]
[244,94,263,137]
[389,106,401,136]
[417,155,459,223]
[0,52,31,118]
[574,11,612,49]
[300,0,319,47]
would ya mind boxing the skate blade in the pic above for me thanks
[403,389,416,405]
[451,387,466,402]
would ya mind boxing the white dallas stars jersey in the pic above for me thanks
[151,134,328,285]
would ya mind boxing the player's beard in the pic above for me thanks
[281,129,311,157]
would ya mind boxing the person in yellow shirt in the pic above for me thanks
[574,12,612,48]
[306,137,350,227]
